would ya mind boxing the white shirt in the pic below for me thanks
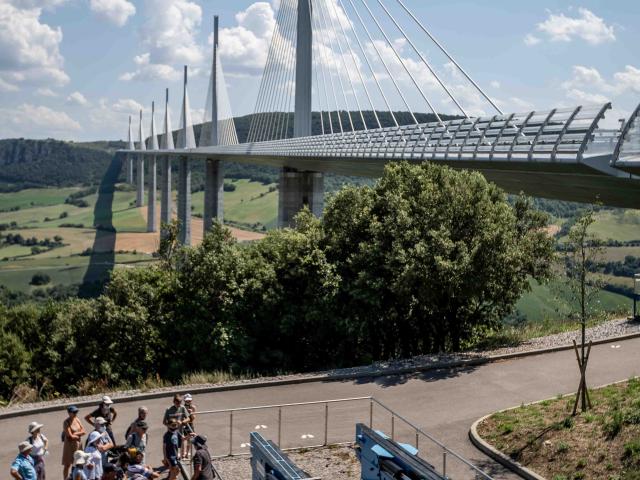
[29,434,48,457]
[84,446,102,479]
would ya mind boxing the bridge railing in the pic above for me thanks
[194,396,494,480]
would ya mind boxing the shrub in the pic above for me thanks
[223,182,237,192]
[30,273,50,285]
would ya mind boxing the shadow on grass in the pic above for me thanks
[78,153,122,297]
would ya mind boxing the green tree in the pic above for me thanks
[323,162,554,359]
[565,208,605,414]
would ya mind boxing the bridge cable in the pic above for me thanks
[314,51,326,135]
[270,0,295,140]
[395,0,504,116]
[247,0,286,142]
[257,0,291,141]
[260,1,288,141]
[313,5,335,135]
[316,0,355,133]
[326,0,371,132]
[257,0,294,142]
[248,1,285,142]
[279,0,298,140]
[333,0,381,130]
[376,0,469,120]
[356,0,428,126]
[341,0,399,128]
[313,1,344,135]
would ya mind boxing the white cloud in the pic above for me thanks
[8,0,69,9]
[112,98,143,113]
[561,65,612,92]
[218,2,276,72]
[0,77,19,92]
[120,52,180,82]
[90,0,136,27]
[613,66,640,94]
[535,8,615,45]
[0,104,81,139]
[523,34,541,46]
[490,80,501,89]
[35,87,57,96]
[564,88,610,105]
[141,0,203,65]
[67,91,89,106]
[0,2,69,88]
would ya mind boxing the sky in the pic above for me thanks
[0,0,638,141]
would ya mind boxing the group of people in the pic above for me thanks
[10,393,216,480]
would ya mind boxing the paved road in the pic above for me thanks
[1,337,638,479]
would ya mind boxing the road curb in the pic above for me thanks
[469,415,547,480]
[1,331,639,421]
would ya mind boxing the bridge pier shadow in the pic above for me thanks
[78,153,122,297]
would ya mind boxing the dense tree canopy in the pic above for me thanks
[0,162,554,400]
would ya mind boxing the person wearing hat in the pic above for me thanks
[182,394,196,459]
[85,418,114,479]
[125,420,148,464]
[70,450,89,480]
[85,396,117,444]
[62,406,86,480]
[26,421,47,480]
[84,432,103,480]
[190,435,215,480]
[10,441,36,480]
[162,420,182,480]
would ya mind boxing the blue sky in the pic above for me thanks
[0,0,638,141]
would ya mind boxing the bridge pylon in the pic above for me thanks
[278,0,324,228]
[136,109,146,208]
[203,15,224,234]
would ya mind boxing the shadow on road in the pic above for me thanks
[78,153,122,297]
[327,362,482,389]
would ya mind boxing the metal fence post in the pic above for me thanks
[443,449,447,478]
[391,415,395,441]
[369,400,373,428]
[229,411,233,456]
[278,407,282,446]
[415,431,419,449]
[323,403,329,446]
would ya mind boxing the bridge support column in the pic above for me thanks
[126,155,133,184]
[177,157,191,245]
[276,0,323,228]
[136,155,145,207]
[277,169,323,228]
[160,156,172,238]
[203,158,224,234]
[147,155,157,232]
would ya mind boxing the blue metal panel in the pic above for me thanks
[250,432,312,480]
[356,423,445,480]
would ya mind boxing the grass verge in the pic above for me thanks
[477,378,640,480]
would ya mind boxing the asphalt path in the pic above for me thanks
[2,337,638,479]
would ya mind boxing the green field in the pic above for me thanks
[0,187,82,212]
[590,210,640,242]
[514,278,630,323]
[192,179,278,230]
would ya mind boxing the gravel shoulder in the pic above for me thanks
[214,445,359,480]
[2,317,639,414]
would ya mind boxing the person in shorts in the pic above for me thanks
[162,421,182,480]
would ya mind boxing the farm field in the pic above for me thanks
[0,181,271,294]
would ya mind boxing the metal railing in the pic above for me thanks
[195,396,493,480]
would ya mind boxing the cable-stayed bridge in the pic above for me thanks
[121,0,640,246]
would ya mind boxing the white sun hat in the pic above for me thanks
[101,395,113,405]
[28,421,44,434]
